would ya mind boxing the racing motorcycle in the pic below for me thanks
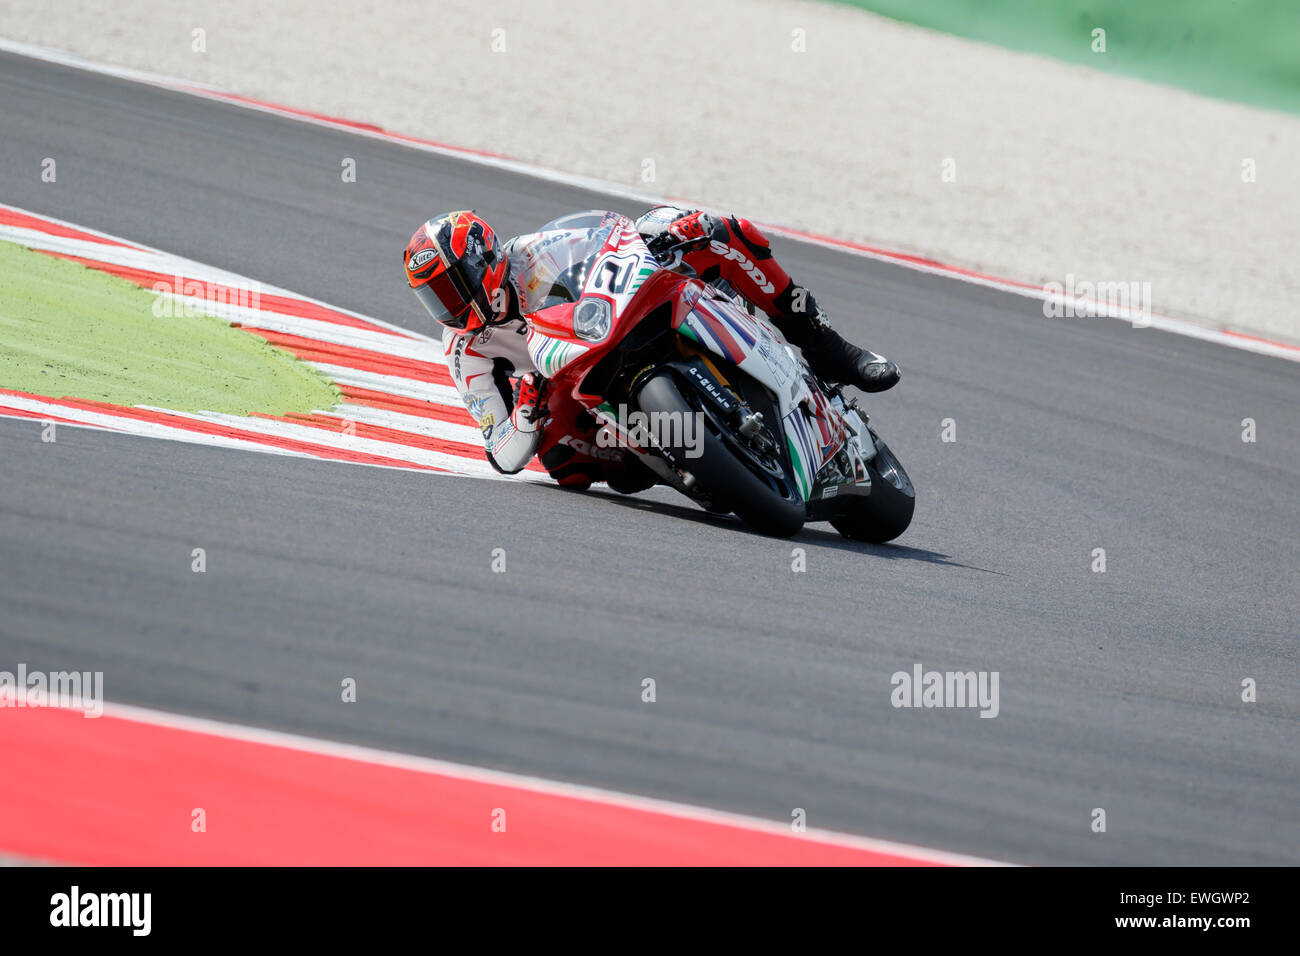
[520,211,915,540]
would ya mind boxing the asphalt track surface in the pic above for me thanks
[1,51,1296,865]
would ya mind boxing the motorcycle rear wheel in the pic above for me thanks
[831,436,915,543]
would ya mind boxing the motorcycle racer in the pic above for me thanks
[402,208,899,481]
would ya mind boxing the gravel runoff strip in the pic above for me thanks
[2,0,1297,345]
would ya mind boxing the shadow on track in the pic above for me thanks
[545,484,1006,575]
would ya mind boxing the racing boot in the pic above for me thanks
[640,206,899,392]
[770,286,900,393]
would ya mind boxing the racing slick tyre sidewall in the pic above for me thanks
[830,442,915,543]
[636,370,805,538]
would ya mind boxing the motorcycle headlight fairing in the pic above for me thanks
[574,297,611,342]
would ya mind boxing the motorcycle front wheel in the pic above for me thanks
[635,370,805,538]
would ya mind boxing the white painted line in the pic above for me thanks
[0,203,502,477]
[330,403,484,446]
[140,407,545,482]
[0,406,547,484]
[0,393,311,459]
[1,37,1293,363]
[311,364,462,405]
[0,37,227,92]
[0,201,431,343]
[775,229,1300,364]
[70,692,1012,866]
[219,311,444,361]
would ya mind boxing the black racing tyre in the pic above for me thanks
[636,371,805,537]
[831,436,915,543]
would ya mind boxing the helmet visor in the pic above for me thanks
[412,267,478,330]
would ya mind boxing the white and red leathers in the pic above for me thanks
[442,310,541,474]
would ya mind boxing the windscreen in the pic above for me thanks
[509,211,626,314]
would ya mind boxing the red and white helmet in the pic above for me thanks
[404,211,509,335]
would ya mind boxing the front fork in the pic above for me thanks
[594,346,769,501]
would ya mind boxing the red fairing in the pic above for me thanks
[680,216,794,315]
[532,398,622,488]
[566,269,685,407]
[528,302,577,340]
[532,268,691,489]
